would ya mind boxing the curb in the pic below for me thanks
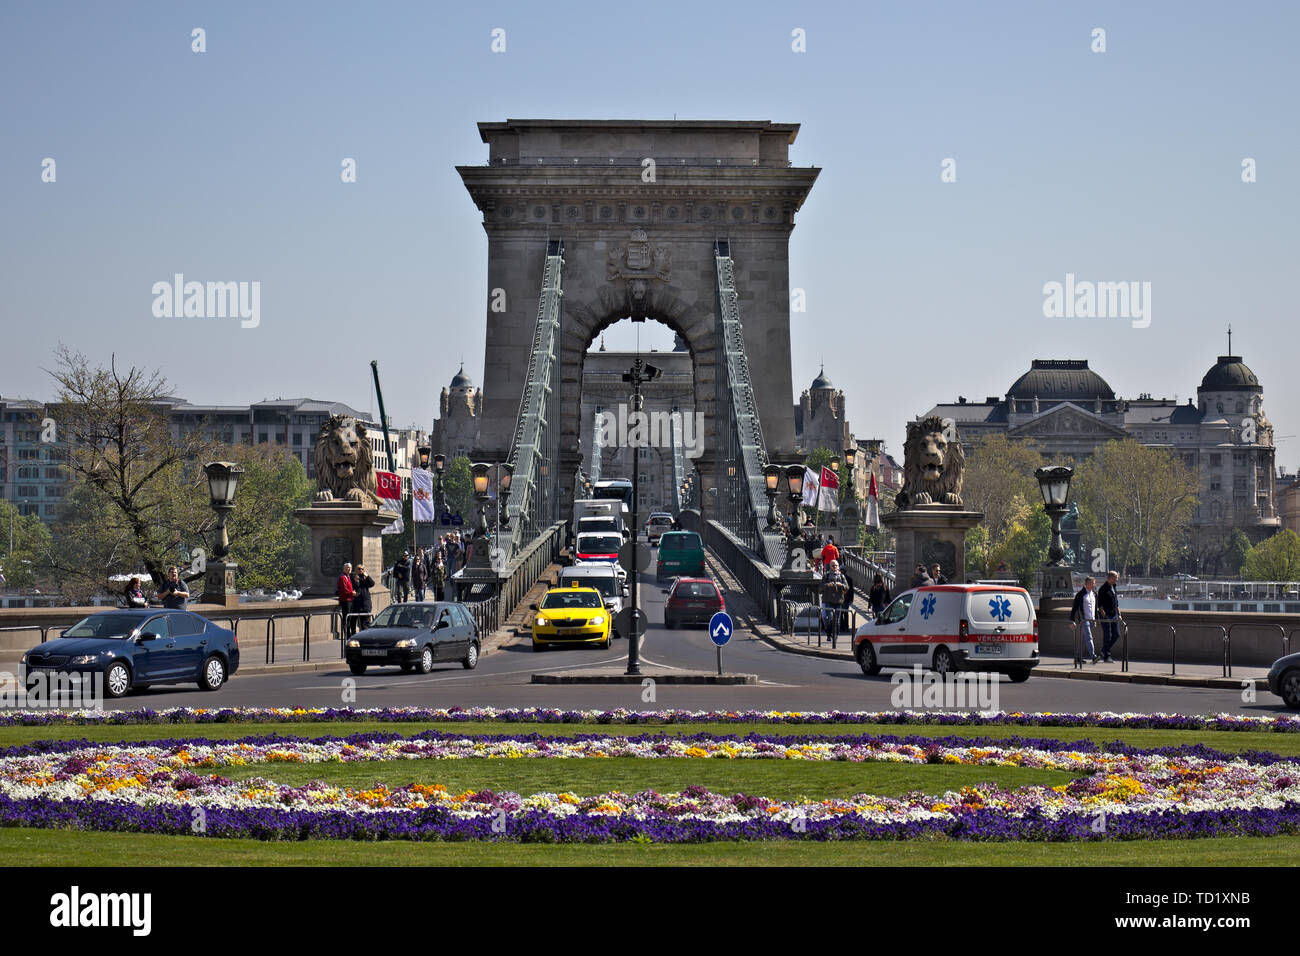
[531,672,758,685]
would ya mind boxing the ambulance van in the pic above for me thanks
[851,584,1039,682]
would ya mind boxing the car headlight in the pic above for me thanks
[395,639,417,649]
[346,639,360,648]
[535,615,549,626]
[70,654,104,665]
[591,616,605,626]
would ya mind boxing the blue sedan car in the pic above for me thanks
[21,608,239,698]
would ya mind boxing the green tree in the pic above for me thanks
[1240,530,1300,581]
[0,499,53,589]
[959,435,1043,577]
[211,445,314,590]
[1228,530,1252,575]
[998,507,1051,588]
[441,456,476,522]
[1073,440,1198,576]
[45,347,212,590]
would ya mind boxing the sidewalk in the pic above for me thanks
[701,552,1269,690]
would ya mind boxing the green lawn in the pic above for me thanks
[212,756,1075,799]
[3,829,1296,866]
[2,720,1298,756]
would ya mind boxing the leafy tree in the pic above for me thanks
[441,455,476,523]
[1240,530,1300,581]
[998,507,1052,588]
[210,445,314,590]
[1073,440,1198,576]
[0,499,53,589]
[1229,530,1252,575]
[45,347,212,589]
[960,435,1044,577]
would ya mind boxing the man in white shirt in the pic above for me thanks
[1070,576,1098,664]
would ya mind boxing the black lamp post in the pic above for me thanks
[785,464,805,535]
[764,464,781,528]
[201,461,245,607]
[621,358,661,677]
[1035,465,1075,600]
[498,463,514,529]
[432,453,447,521]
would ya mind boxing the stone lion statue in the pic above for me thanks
[314,415,380,505]
[893,415,965,508]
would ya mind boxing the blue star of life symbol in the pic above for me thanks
[919,594,936,619]
[989,595,1012,621]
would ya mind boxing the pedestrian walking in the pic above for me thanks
[349,564,374,634]
[392,550,412,603]
[909,564,933,589]
[821,535,840,569]
[412,547,428,602]
[929,563,948,585]
[1096,570,1122,663]
[839,570,855,631]
[820,559,849,650]
[336,562,355,633]
[432,552,447,601]
[868,573,890,620]
[1070,575,1099,664]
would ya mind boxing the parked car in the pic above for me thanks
[645,513,674,544]
[662,577,725,628]
[851,584,1039,682]
[345,602,480,675]
[656,531,705,582]
[1267,651,1300,709]
[529,585,612,651]
[21,608,239,698]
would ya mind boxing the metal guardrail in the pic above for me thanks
[839,549,896,594]
[690,515,780,623]
[0,624,53,656]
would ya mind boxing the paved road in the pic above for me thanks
[101,549,1289,717]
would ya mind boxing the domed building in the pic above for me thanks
[794,365,853,455]
[431,364,482,460]
[923,349,1280,550]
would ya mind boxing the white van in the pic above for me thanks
[558,564,626,636]
[851,584,1039,682]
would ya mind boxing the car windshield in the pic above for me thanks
[562,576,617,597]
[541,590,602,610]
[650,516,672,526]
[371,605,438,629]
[579,518,618,533]
[577,535,621,553]
[62,613,143,639]
[673,582,717,599]
[661,533,700,551]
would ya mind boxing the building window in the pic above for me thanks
[1234,477,1247,492]
[1233,452,1247,466]
[17,486,38,497]
[1183,454,1194,468]
[1209,454,1221,467]
[1210,479,1221,491]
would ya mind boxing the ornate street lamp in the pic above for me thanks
[1035,466,1074,564]
[764,463,781,528]
[201,461,245,607]
[1035,465,1075,602]
[785,464,805,534]
[417,445,431,470]
[471,462,491,538]
[498,462,514,529]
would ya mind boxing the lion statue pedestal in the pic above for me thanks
[294,415,394,600]
[883,415,984,584]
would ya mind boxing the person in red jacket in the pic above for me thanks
[821,536,840,569]
[337,562,356,635]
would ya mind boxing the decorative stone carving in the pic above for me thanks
[606,230,672,283]
[893,415,965,508]
[313,415,381,506]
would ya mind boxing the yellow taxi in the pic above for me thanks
[529,585,612,652]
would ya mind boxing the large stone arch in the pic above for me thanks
[558,279,721,510]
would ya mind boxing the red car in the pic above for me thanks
[663,578,725,628]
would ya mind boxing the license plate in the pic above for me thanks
[361,648,388,657]
[973,644,1003,656]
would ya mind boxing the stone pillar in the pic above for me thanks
[882,506,984,584]
[295,502,396,599]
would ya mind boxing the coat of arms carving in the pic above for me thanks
[607,230,671,283]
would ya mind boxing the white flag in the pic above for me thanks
[412,468,435,523]
[801,466,819,508]
[865,472,880,529]
[817,466,839,513]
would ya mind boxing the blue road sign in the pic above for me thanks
[440,512,452,526]
[450,514,464,526]
[709,611,733,647]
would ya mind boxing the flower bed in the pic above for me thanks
[4,731,1300,843]
[1,706,1297,733]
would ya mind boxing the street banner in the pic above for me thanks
[412,468,434,523]
[801,466,819,508]
[866,472,880,529]
[376,470,403,535]
[817,465,839,512]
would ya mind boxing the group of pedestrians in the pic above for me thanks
[389,535,463,604]
[908,563,948,588]
[1070,570,1123,664]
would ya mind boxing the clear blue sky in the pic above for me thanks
[2,1,1297,468]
